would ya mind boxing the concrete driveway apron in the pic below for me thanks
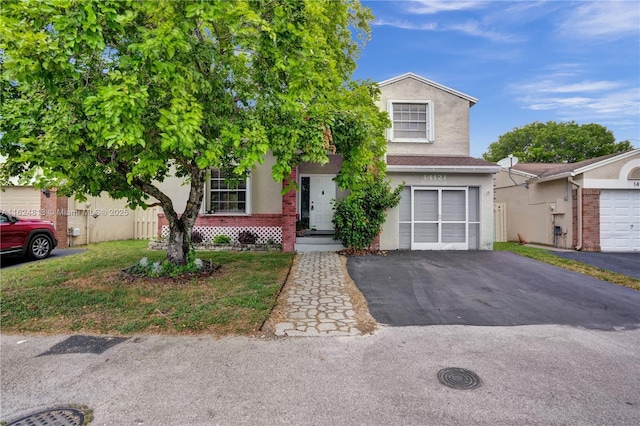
[347,251,640,330]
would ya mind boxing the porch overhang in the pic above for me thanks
[387,165,501,174]
[386,155,501,174]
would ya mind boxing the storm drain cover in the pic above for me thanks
[437,367,481,390]
[6,407,85,426]
[38,335,128,356]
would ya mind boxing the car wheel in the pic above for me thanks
[28,234,53,259]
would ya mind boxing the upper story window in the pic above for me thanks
[205,169,251,214]
[388,100,434,143]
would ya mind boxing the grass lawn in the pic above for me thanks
[1,240,294,336]
[494,242,640,291]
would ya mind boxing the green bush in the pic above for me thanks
[213,235,231,244]
[332,177,403,250]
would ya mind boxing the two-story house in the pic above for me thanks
[376,73,499,250]
[156,73,500,251]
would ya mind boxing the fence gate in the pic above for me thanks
[493,203,507,242]
[134,206,159,239]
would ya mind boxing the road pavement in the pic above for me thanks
[2,327,639,425]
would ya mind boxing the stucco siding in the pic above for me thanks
[251,153,282,214]
[155,154,283,216]
[378,78,471,156]
[584,156,636,180]
[495,171,574,247]
[380,172,494,250]
[67,194,136,245]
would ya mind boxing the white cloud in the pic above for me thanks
[405,0,487,15]
[373,18,438,31]
[514,80,623,94]
[559,1,640,40]
[519,88,639,121]
[511,66,639,124]
[447,20,523,42]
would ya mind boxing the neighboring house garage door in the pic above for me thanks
[600,189,640,252]
[399,186,480,250]
[0,187,41,218]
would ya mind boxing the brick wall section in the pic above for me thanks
[572,189,578,249]
[571,188,601,252]
[157,213,283,230]
[157,168,299,252]
[369,234,380,251]
[582,188,601,252]
[40,189,69,248]
[281,168,298,252]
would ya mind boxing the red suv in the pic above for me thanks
[0,212,58,260]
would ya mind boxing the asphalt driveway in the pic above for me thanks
[0,248,85,269]
[347,251,640,330]
[550,251,640,279]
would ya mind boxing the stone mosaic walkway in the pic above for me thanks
[274,252,362,337]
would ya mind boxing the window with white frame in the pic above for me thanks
[388,100,434,142]
[205,169,250,214]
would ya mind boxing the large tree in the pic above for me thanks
[483,121,633,163]
[0,0,387,264]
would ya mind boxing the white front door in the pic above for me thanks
[309,176,336,231]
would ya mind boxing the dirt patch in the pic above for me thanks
[260,255,299,336]
[121,260,221,282]
[339,255,378,334]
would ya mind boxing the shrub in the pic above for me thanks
[332,177,403,250]
[296,219,309,231]
[191,230,205,244]
[238,230,258,244]
[213,234,232,244]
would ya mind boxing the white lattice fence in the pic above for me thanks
[161,225,282,244]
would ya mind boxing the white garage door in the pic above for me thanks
[0,186,41,218]
[399,186,480,250]
[600,190,640,252]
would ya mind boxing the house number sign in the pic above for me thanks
[423,174,447,181]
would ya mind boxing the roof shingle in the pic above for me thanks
[387,155,497,167]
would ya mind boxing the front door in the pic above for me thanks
[309,176,336,231]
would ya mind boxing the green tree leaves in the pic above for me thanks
[483,121,633,163]
[0,0,379,264]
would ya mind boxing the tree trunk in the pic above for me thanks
[166,222,191,265]
[134,166,206,266]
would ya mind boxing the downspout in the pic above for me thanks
[568,176,582,250]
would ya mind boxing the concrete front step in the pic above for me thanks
[295,235,344,253]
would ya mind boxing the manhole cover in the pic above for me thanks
[437,367,481,390]
[6,408,85,426]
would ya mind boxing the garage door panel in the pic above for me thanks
[401,186,479,250]
[442,190,465,221]
[600,189,640,252]
[0,187,41,218]
[442,223,465,243]
[414,191,437,221]
[414,223,438,243]
[399,187,411,222]
[399,223,411,249]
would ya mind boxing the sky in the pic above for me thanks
[352,0,640,158]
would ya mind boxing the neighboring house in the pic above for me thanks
[494,149,640,252]
[0,187,157,247]
[158,72,500,251]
